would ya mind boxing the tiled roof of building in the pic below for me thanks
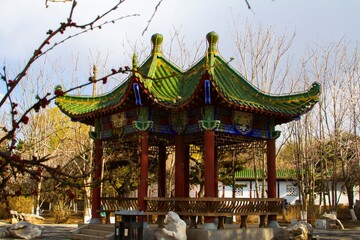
[235,168,296,180]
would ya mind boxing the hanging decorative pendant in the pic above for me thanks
[233,111,254,134]
[169,111,188,134]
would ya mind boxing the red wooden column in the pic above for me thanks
[158,144,167,197]
[267,139,278,224]
[175,135,185,197]
[214,146,218,198]
[204,130,216,223]
[184,144,190,197]
[90,139,103,224]
[157,144,167,226]
[138,131,149,212]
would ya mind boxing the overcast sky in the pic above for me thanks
[0,0,359,96]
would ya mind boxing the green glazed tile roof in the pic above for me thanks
[210,55,320,116]
[55,80,130,119]
[235,169,296,180]
[56,31,320,123]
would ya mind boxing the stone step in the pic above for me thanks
[87,224,115,231]
[80,228,113,237]
[70,224,114,240]
[72,233,112,240]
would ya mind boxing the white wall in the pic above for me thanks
[217,180,360,206]
[142,181,360,207]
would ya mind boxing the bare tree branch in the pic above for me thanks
[142,0,163,36]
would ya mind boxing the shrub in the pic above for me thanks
[0,196,33,219]
[53,200,72,223]
[8,196,33,214]
[0,201,8,219]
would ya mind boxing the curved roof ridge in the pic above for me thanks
[136,53,184,105]
[55,79,131,118]
[206,51,320,115]
[207,43,320,101]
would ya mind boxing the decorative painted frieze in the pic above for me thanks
[232,111,254,134]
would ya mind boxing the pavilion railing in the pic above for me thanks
[143,197,284,216]
[101,197,138,210]
[100,196,284,227]
[100,196,284,215]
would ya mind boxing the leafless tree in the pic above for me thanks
[230,20,295,94]
[0,0,153,217]
[229,20,297,197]
[291,39,360,220]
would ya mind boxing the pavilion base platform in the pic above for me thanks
[70,223,281,240]
[144,224,282,240]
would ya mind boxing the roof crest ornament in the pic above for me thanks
[206,31,219,54]
[205,31,219,73]
[151,33,163,55]
[132,53,138,71]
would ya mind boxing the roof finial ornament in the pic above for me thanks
[206,31,219,54]
[151,33,163,55]
[132,53,138,70]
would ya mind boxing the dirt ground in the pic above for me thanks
[0,212,82,239]
[40,211,84,225]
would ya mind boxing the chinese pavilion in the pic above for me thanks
[56,32,320,225]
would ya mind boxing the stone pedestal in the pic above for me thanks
[315,219,327,229]
[267,220,280,228]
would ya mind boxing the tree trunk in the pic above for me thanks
[34,180,42,216]
[346,184,358,220]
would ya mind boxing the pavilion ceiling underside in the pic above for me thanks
[183,132,265,146]
[102,131,264,148]
[102,135,265,173]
